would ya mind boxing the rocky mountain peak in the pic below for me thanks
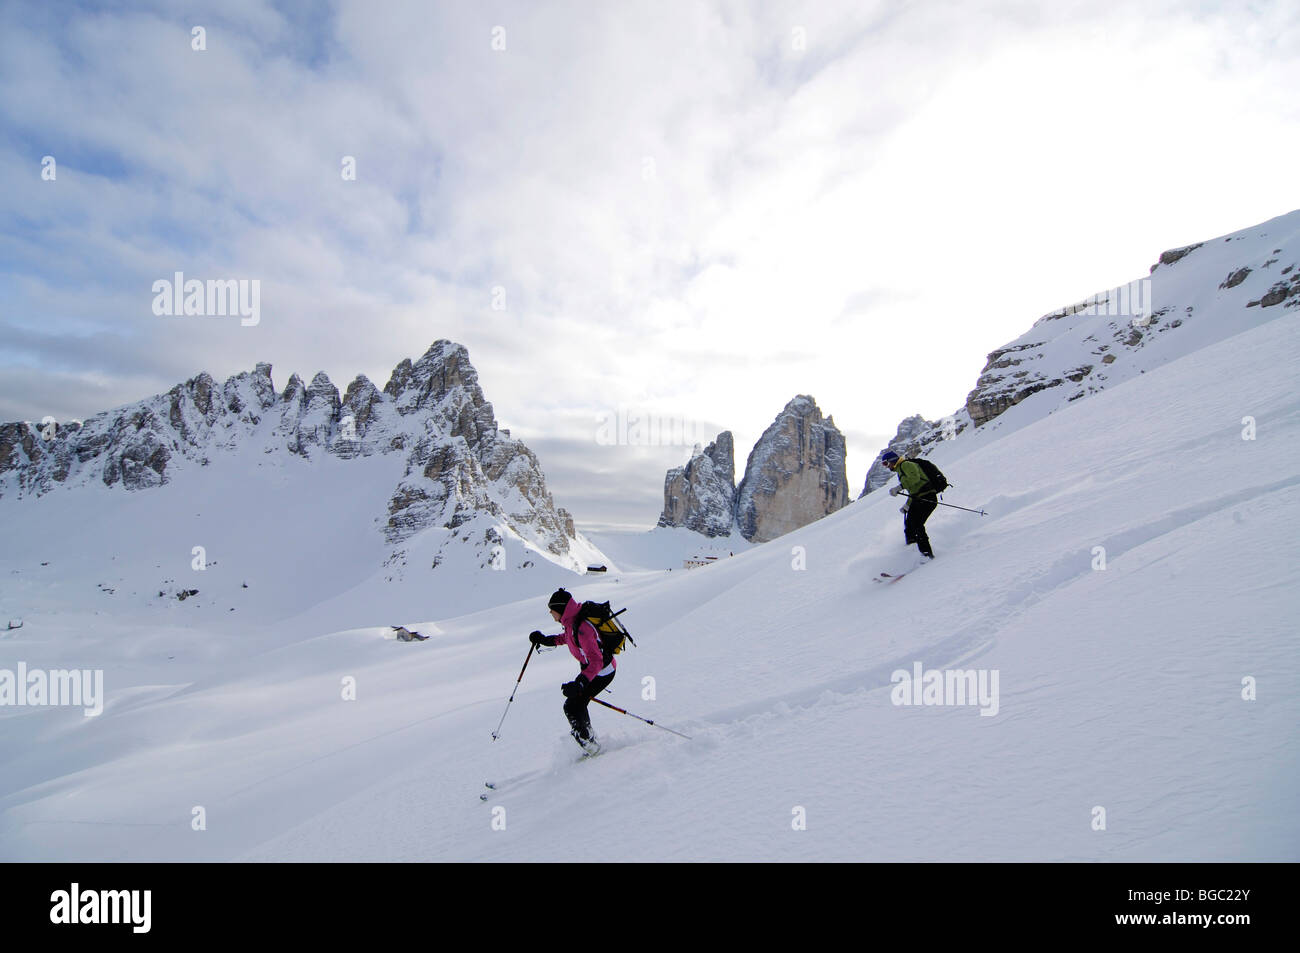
[734,396,849,543]
[0,341,598,573]
[657,431,737,537]
[281,373,306,403]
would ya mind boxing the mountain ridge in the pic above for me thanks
[0,339,602,577]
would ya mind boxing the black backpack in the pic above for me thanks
[907,457,950,494]
[573,600,636,665]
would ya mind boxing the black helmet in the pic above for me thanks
[548,588,571,613]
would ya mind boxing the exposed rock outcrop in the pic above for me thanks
[734,396,848,543]
[1255,278,1297,308]
[1220,267,1251,289]
[1149,242,1203,272]
[657,431,736,537]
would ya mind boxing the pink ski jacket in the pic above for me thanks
[550,597,615,682]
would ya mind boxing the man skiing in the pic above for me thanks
[529,588,615,754]
[882,450,936,559]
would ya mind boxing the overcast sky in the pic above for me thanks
[3,0,1298,530]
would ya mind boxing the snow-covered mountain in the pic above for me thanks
[1,212,1297,863]
[0,340,608,622]
[860,210,1300,494]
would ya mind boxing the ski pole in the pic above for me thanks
[900,492,987,516]
[491,644,536,741]
[589,697,691,739]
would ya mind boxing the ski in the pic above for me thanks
[480,769,543,800]
[481,778,523,801]
[873,557,933,584]
[480,750,597,800]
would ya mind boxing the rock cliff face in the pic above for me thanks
[963,218,1299,430]
[734,396,849,543]
[380,341,577,559]
[657,432,736,537]
[0,340,595,571]
[655,399,851,543]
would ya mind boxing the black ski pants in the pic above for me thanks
[904,494,937,557]
[564,671,615,741]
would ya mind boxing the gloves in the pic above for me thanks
[889,485,902,497]
[529,630,546,646]
[561,676,589,699]
[899,503,909,515]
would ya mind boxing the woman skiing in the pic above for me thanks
[529,588,616,754]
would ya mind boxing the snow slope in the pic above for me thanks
[584,525,752,573]
[0,442,607,634]
[2,306,1295,861]
[861,208,1300,495]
